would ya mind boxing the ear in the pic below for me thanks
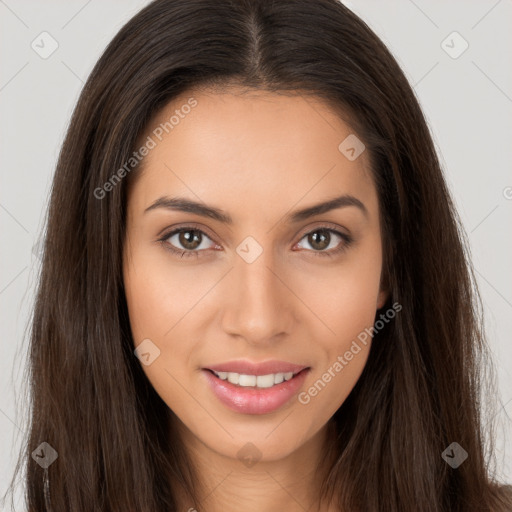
[376,266,390,310]
[376,288,389,310]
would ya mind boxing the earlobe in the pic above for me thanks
[377,288,388,310]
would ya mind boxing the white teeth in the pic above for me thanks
[256,374,274,388]
[239,374,256,387]
[227,373,239,385]
[212,370,300,388]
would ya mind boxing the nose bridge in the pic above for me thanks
[221,239,291,343]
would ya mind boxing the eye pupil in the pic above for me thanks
[179,230,201,250]
[309,229,330,250]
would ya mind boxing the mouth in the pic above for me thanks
[204,367,308,389]
[201,365,311,415]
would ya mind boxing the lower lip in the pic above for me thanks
[202,368,310,415]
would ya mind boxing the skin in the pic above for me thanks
[123,86,387,512]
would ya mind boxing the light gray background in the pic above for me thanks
[1,0,511,507]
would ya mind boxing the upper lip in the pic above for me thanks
[204,360,309,376]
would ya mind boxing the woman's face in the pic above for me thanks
[123,87,387,463]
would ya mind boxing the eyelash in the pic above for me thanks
[157,224,353,259]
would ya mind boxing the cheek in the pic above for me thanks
[123,267,169,344]
[123,245,208,342]
[123,259,196,412]
[296,289,376,428]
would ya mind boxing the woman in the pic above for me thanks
[4,0,511,510]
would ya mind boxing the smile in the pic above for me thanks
[202,367,310,415]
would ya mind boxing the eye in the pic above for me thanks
[158,224,353,259]
[159,227,219,258]
[294,226,353,257]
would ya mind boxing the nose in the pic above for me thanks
[220,246,295,346]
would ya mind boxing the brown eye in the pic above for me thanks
[176,229,202,250]
[161,227,218,257]
[295,227,353,257]
[307,229,331,251]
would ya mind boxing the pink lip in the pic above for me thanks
[204,359,308,376]
[202,367,310,415]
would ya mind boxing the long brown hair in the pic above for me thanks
[3,0,511,510]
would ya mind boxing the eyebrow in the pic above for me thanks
[143,194,368,224]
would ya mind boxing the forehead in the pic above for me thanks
[129,87,378,219]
